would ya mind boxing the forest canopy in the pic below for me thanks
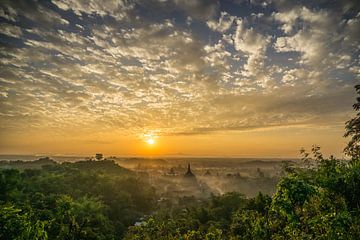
[0,160,157,239]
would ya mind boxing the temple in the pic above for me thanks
[184,163,195,177]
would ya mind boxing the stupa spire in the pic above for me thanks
[184,163,195,177]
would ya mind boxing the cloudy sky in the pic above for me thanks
[0,0,359,157]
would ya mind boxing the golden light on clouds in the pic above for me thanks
[143,133,158,147]
[0,0,358,157]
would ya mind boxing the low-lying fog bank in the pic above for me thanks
[0,156,299,199]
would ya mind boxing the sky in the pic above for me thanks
[0,0,359,158]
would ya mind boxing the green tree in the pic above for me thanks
[344,84,360,159]
[50,195,114,240]
[0,204,48,240]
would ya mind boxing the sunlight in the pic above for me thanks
[147,138,155,145]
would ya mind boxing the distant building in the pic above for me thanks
[169,167,176,175]
[164,167,178,177]
[181,163,212,198]
[204,169,211,176]
[95,153,103,161]
[257,168,265,178]
[184,163,195,177]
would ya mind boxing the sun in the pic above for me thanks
[146,138,155,145]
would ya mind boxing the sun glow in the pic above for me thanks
[147,138,155,145]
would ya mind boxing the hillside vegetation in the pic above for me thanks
[0,160,156,239]
[125,150,360,239]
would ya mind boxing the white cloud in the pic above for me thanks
[274,31,327,65]
[52,0,134,20]
[207,11,235,33]
[0,5,17,21]
[0,0,69,26]
[0,23,22,38]
[175,0,219,20]
[273,7,350,67]
[203,41,231,69]
[233,19,270,55]
[0,0,358,138]
[232,18,270,84]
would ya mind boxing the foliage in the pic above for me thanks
[0,160,156,239]
[344,84,360,159]
[2,154,358,240]
[0,204,48,240]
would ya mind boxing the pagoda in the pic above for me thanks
[184,163,195,177]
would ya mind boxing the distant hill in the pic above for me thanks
[0,157,57,169]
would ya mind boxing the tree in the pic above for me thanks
[0,160,157,240]
[344,84,360,159]
[50,195,115,240]
[0,204,48,240]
